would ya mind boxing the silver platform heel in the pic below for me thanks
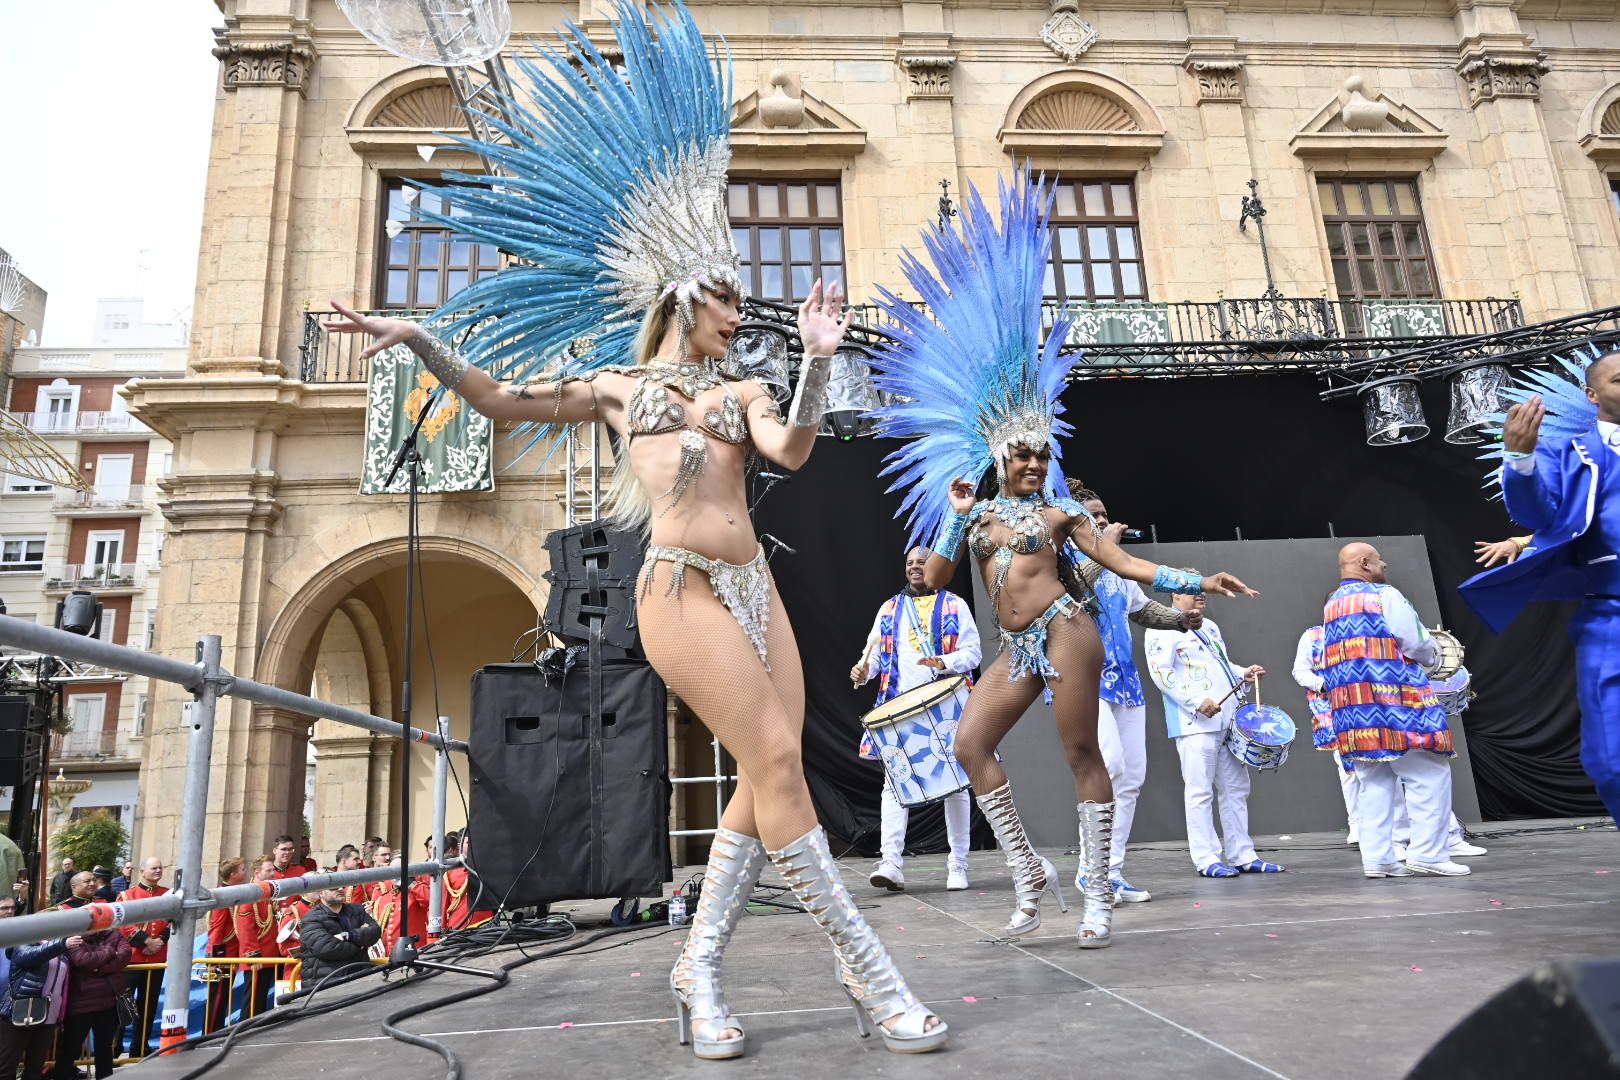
[976,780,1067,936]
[671,826,768,1059]
[1075,801,1115,948]
[768,826,947,1054]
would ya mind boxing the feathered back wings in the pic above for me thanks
[867,172,1081,548]
[1481,342,1604,492]
[416,1,739,389]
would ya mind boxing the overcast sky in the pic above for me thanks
[0,4,220,346]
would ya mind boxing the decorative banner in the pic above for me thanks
[361,343,494,495]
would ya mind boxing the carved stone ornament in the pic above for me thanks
[759,70,806,129]
[898,54,956,100]
[1457,51,1549,107]
[1041,11,1099,64]
[1340,75,1390,131]
[213,34,315,94]
[1185,58,1244,104]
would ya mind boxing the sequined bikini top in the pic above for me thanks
[624,359,749,445]
[968,494,1090,605]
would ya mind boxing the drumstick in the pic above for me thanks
[1212,671,1258,710]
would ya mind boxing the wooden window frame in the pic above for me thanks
[375,178,503,311]
[1318,177,1439,302]
[1045,178,1148,303]
[727,178,846,305]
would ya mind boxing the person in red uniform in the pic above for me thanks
[116,857,171,1058]
[205,858,247,1032]
[335,845,367,905]
[443,832,494,931]
[232,857,281,1019]
[268,836,300,881]
[366,844,402,958]
[276,893,314,986]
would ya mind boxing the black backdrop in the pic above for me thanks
[752,372,1601,855]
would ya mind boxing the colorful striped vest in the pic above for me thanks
[873,591,966,705]
[1320,580,1451,761]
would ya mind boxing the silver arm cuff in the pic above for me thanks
[405,325,469,390]
[786,353,833,428]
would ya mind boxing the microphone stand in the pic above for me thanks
[383,385,442,965]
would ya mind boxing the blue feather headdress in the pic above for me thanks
[866,172,1082,548]
[1479,341,1604,494]
[411,1,740,446]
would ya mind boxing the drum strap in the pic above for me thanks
[901,594,942,656]
[1191,628,1241,694]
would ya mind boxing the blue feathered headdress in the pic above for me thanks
[1479,341,1605,494]
[866,172,1082,548]
[409,1,740,456]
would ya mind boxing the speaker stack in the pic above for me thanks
[0,696,47,788]
[468,521,671,908]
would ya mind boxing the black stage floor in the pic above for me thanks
[135,819,1618,1079]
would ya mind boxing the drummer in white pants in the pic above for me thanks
[852,546,982,892]
[1146,592,1282,878]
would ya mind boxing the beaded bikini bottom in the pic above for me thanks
[641,544,773,670]
[999,593,1079,704]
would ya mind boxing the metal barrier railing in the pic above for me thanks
[0,613,471,1053]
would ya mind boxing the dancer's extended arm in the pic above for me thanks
[322,300,627,426]
[1059,505,1257,599]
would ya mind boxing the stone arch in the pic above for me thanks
[347,65,468,132]
[998,70,1165,163]
[257,504,540,697]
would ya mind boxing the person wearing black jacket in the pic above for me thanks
[297,887,381,988]
[0,932,68,1080]
[45,860,74,908]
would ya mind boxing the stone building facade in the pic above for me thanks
[127,0,1620,870]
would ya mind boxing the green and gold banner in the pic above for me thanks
[360,344,494,495]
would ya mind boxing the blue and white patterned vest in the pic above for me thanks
[1086,558,1146,707]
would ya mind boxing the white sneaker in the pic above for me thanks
[946,867,969,891]
[868,862,905,891]
[1346,825,1359,845]
[1450,840,1488,857]
[1407,859,1471,877]
[1364,863,1414,878]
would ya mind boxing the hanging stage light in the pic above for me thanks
[821,345,882,441]
[1444,362,1510,445]
[1360,377,1430,446]
[723,324,793,403]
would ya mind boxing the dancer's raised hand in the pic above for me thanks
[946,477,976,514]
[797,279,855,357]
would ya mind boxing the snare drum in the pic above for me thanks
[1428,628,1466,681]
[1431,665,1472,719]
[860,675,972,808]
[1225,704,1296,771]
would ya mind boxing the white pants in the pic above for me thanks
[1354,751,1454,868]
[1393,793,1465,846]
[1175,730,1257,870]
[881,781,971,872]
[1096,700,1147,874]
[1333,751,1361,828]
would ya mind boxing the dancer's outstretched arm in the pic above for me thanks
[1061,507,1257,599]
[323,300,628,426]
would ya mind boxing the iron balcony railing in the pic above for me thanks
[26,411,147,435]
[299,296,1525,384]
[53,485,146,510]
[51,726,132,760]
[44,563,139,590]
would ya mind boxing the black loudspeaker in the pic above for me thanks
[542,522,642,650]
[1407,958,1620,1078]
[467,661,670,907]
[0,697,45,787]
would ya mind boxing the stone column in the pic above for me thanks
[1453,5,1591,318]
[309,722,375,860]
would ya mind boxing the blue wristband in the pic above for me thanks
[932,511,969,560]
[1152,565,1204,595]
[1502,449,1533,461]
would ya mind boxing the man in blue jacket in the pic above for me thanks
[1460,349,1620,819]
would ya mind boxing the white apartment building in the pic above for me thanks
[0,300,186,828]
